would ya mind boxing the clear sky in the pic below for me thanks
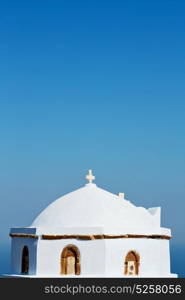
[0,0,185,275]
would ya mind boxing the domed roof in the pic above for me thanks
[31,174,161,232]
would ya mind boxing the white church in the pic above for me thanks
[9,170,177,277]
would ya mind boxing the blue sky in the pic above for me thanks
[0,0,185,276]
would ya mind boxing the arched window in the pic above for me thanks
[61,245,80,275]
[21,246,29,274]
[124,250,140,275]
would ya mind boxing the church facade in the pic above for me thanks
[9,170,177,277]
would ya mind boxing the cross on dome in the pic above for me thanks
[86,169,95,184]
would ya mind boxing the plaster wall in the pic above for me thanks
[105,238,171,276]
[11,237,37,275]
[36,238,105,276]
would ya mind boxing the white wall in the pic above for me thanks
[10,236,172,277]
[105,238,171,276]
[36,238,105,276]
[11,238,37,275]
[159,240,171,275]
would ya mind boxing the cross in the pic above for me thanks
[86,169,95,184]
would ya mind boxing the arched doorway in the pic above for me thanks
[61,245,80,275]
[124,250,140,275]
[21,246,29,274]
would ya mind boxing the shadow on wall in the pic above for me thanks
[0,243,184,277]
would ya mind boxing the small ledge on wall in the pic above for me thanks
[9,233,171,240]
[41,234,171,240]
[9,233,38,239]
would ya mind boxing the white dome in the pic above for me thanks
[31,183,160,231]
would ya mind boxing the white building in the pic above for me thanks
[9,170,177,277]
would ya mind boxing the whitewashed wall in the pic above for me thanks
[105,238,171,277]
[36,239,105,276]
[10,236,175,277]
[11,238,37,275]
